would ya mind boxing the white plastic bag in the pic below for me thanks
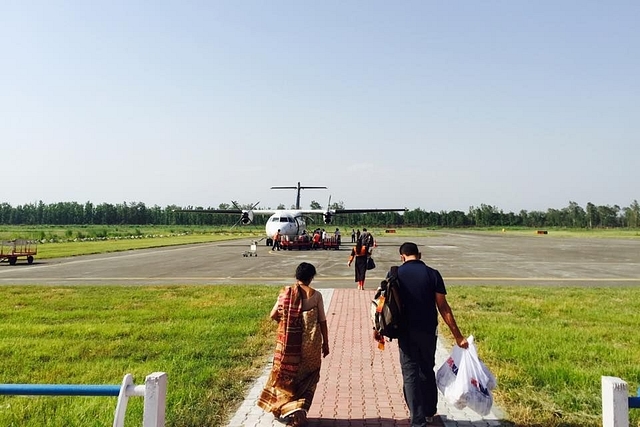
[436,335,496,416]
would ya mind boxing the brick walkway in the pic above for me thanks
[227,289,504,427]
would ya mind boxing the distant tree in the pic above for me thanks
[329,200,345,210]
[623,200,640,228]
[84,201,94,224]
[597,204,621,228]
[528,210,546,227]
[586,202,598,228]
[564,201,586,228]
[2,198,639,229]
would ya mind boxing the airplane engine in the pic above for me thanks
[241,210,254,224]
[323,213,333,224]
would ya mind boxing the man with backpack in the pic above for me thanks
[386,242,468,427]
[360,228,374,248]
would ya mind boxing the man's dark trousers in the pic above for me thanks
[398,329,438,427]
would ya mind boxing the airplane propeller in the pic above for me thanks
[230,201,260,228]
[323,195,333,224]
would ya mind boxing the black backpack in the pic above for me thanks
[361,232,374,248]
[371,266,404,339]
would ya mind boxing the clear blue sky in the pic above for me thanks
[2,1,638,213]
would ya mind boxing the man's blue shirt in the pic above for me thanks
[396,259,447,333]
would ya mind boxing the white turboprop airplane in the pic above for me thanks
[177,182,406,244]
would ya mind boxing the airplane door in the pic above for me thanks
[294,216,305,235]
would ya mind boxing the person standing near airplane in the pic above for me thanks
[272,229,281,251]
[351,229,356,243]
[347,239,372,290]
[312,230,321,249]
[360,228,374,248]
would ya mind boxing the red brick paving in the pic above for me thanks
[307,288,430,427]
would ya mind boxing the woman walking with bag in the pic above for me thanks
[258,262,330,427]
[347,238,372,290]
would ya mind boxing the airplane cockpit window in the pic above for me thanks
[280,217,289,222]
[271,217,279,222]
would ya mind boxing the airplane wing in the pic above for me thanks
[175,208,242,214]
[174,205,277,226]
[295,208,407,215]
[297,207,406,225]
[174,208,277,215]
[333,208,407,214]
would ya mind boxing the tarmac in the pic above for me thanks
[226,288,505,427]
[2,231,639,287]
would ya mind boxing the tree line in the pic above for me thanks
[0,200,638,229]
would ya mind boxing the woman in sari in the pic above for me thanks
[347,238,372,290]
[258,262,330,427]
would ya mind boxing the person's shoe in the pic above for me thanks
[288,410,307,427]
[425,415,440,425]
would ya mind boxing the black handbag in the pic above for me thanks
[366,257,376,270]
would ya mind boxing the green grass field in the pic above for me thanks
[441,286,640,427]
[1,285,639,427]
[0,225,265,259]
[1,226,639,426]
[0,286,277,427]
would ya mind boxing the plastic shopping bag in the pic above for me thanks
[436,335,496,416]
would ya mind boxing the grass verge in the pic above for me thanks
[440,285,640,427]
[0,285,278,427]
[1,286,639,426]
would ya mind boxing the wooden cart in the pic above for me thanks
[0,239,38,265]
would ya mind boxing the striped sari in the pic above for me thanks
[258,285,322,419]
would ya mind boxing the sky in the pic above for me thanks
[1,1,638,213]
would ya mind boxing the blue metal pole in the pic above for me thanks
[0,384,120,396]
[629,387,640,409]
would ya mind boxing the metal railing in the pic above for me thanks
[0,372,167,427]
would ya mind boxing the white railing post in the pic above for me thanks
[142,372,167,427]
[113,374,135,427]
[602,376,629,427]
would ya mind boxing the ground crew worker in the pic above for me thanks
[272,229,281,251]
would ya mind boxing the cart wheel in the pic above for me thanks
[9,257,17,266]
[27,256,34,264]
